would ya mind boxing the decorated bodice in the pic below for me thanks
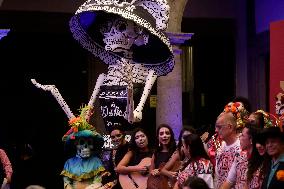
[177,158,214,189]
[61,155,105,182]
[248,164,264,189]
[103,63,150,86]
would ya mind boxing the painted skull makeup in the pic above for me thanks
[76,137,94,158]
[101,17,149,58]
[110,130,124,149]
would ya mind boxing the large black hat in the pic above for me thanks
[69,0,174,76]
[262,126,284,142]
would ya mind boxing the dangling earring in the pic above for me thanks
[159,142,161,147]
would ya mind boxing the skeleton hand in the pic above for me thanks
[133,108,142,122]
[31,79,56,91]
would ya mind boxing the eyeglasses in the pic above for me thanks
[215,124,228,130]
[110,133,123,139]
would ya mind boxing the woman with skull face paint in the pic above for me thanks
[116,128,153,188]
[107,127,129,189]
[60,106,113,189]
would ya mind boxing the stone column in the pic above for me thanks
[156,32,193,138]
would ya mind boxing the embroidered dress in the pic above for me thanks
[248,165,264,189]
[0,149,12,183]
[177,158,214,189]
[215,139,241,189]
[227,150,248,189]
[61,155,106,187]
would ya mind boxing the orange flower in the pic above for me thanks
[69,117,80,125]
[276,170,284,181]
[231,105,237,113]
[73,127,78,133]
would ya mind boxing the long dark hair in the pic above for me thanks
[177,126,196,159]
[183,134,209,161]
[129,127,149,153]
[247,125,270,181]
[154,124,176,156]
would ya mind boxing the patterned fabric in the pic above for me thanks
[0,149,13,179]
[235,151,248,189]
[248,165,264,189]
[215,139,241,189]
[61,155,105,181]
[177,158,214,189]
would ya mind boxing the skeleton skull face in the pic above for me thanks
[101,17,149,57]
[275,93,284,116]
[76,137,94,158]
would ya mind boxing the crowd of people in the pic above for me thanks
[100,99,284,189]
[0,98,284,189]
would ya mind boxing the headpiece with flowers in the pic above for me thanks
[223,102,249,129]
[255,109,281,129]
[62,105,103,144]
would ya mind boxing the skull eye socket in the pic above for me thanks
[87,139,93,146]
[79,139,85,145]
[134,24,143,35]
[116,20,127,32]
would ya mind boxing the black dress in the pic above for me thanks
[108,143,129,189]
[154,151,171,169]
[128,150,153,166]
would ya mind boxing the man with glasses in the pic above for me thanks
[215,112,241,189]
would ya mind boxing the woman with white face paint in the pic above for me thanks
[116,128,152,188]
[107,127,129,189]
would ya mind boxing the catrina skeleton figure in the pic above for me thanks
[30,80,113,189]
[69,0,174,132]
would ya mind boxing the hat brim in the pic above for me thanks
[65,130,104,147]
[69,2,174,76]
[262,127,284,142]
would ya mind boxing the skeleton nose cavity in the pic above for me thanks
[126,29,137,39]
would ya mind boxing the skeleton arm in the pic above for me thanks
[88,74,105,107]
[31,79,75,119]
[133,69,157,122]
[85,74,106,120]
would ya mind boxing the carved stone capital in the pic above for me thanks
[166,32,193,45]
[166,32,194,54]
[0,29,10,41]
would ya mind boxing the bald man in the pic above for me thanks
[214,112,241,189]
